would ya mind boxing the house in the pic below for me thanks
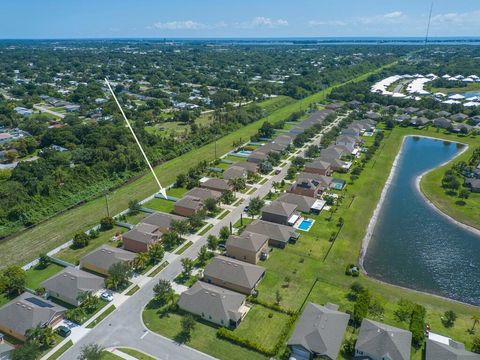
[288,303,349,360]
[200,178,232,193]
[404,106,420,114]
[465,178,480,192]
[203,255,265,294]
[226,231,269,264]
[247,150,268,164]
[433,117,452,129]
[122,223,162,253]
[335,135,358,153]
[184,187,222,201]
[437,110,451,117]
[0,334,14,360]
[319,156,351,172]
[426,332,480,360]
[355,319,412,360]
[325,103,343,111]
[274,134,295,147]
[174,196,204,217]
[277,193,316,213]
[289,178,324,198]
[80,245,136,276]
[452,123,473,133]
[223,165,247,180]
[298,172,333,190]
[320,145,349,160]
[261,200,298,225]
[304,159,332,176]
[141,212,186,233]
[0,293,66,341]
[178,282,249,328]
[410,117,430,127]
[245,220,299,248]
[451,113,469,122]
[234,161,259,174]
[42,267,105,306]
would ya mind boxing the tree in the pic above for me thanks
[107,262,132,290]
[220,190,235,204]
[247,196,265,219]
[473,336,480,354]
[180,314,196,342]
[162,231,181,250]
[197,245,210,265]
[207,234,219,251]
[228,177,246,193]
[170,219,190,237]
[26,324,56,348]
[204,197,218,213]
[153,279,174,305]
[259,160,272,174]
[471,314,480,333]
[128,199,141,214]
[189,211,205,231]
[353,289,371,326]
[410,304,426,348]
[342,336,356,357]
[219,226,230,242]
[442,310,457,328]
[12,342,39,360]
[337,217,344,228]
[147,243,163,263]
[394,298,415,322]
[72,232,90,249]
[38,253,50,269]
[132,252,150,271]
[459,189,470,200]
[181,258,194,277]
[77,291,100,313]
[2,265,26,296]
[275,289,282,305]
[78,344,104,360]
[99,216,115,230]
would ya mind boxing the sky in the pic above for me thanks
[1,0,480,39]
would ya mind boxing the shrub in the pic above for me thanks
[217,327,275,356]
[100,216,115,231]
[72,232,90,249]
[410,304,426,348]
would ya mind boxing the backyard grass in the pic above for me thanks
[222,155,243,163]
[234,305,292,350]
[86,304,116,329]
[142,309,267,360]
[124,211,147,225]
[55,226,124,264]
[48,340,73,360]
[0,67,393,268]
[143,198,175,213]
[233,217,253,229]
[175,241,193,255]
[25,262,65,290]
[166,186,188,198]
[117,348,156,360]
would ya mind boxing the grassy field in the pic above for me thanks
[143,198,175,213]
[142,310,267,360]
[124,211,147,225]
[166,186,188,198]
[426,82,480,94]
[25,262,65,290]
[55,226,125,264]
[117,348,156,360]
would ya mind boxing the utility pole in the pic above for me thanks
[105,193,110,217]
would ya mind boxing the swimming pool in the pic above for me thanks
[295,218,315,232]
[235,150,252,157]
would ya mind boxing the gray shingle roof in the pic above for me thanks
[288,302,349,359]
[80,245,136,271]
[142,212,185,229]
[0,293,66,336]
[201,178,231,191]
[178,282,245,322]
[246,220,299,244]
[185,187,222,201]
[226,231,269,253]
[277,193,315,213]
[223,166,247,180]
[305,159,331,170]
[175,196,204,211]
[123,227,161,244]
[356,319,412,360]
[262,200,297,217]
[426,338,480,360]
[203,256,265,290]
[42,267,104,301]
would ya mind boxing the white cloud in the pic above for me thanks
[236,17,289,29]
[308,20,347,27]
[358,11,406,25]
[431,10,480,26]
[153,20,205,30]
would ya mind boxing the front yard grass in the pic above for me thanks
[143,198,175,213]
[55,226,124,264]
[25,262,65,290]
[117,348,156,360]
[234,305,291,350]
[142,309,267,360]
[198,223,213,235]
[48,340,73,360]
[86,304,116,329]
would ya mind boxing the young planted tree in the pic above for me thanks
[78,344,104,360]
[99,216,115,230]
[247,196,265,219]
[107,262,132,290]
[72,232,90,249]
[171,219,190,237]
[2,265,26,296]
[228,177,246,193]
[153,279,175,306]
[132,252,150,271]
[204,197,218,214]
[180,314,196,342]
[207,234,219,251]
[148,242,165,264]
[181,258,194,277]
[219,226,230,242]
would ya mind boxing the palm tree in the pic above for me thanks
[132,252,150,271]
[148,243,165,264]
[472,315,480,332]
[228,177,246,193]
[26,325,56,348]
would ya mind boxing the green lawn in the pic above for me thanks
[100,352,123,360]
[142,309,267,360]
[167,186,188,198]
[86,304,116,329]
[126,285,140,296]
[198,224,213,235]
[234,305,291,350]
[124,211,147,225]
[426,82,480,94]
[117,348,156,360]
[143,198,175,213]
[233,217,253,229]
[0,66,392,268]
[25,263,65,290]
[222,155,243,163]
[217,210,230,219]
[55,226,125,264]
[175,241,193,255]
[48,340,73,360]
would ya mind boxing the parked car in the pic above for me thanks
[57,325,71,337]
[274,169,281,175]
[101,291,114,302]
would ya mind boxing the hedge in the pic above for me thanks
[216,327,276,356]
[247,297,297,316]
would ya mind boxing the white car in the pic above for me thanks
[101,291,114,302]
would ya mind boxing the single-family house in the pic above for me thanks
[141,212,186,233]
[289,178,323,198]
[433,117,452,129]
[247,151,268,164]
[304,159,332,176]
[178,282,249,328]
[0,293,66,341]
[355,319,412,360]
[203,256,265,294]
[410,117,430,127]
[465,178,480,193]
[288,302,349,360]
[426,332,480,360]
[184,187,222,201]
[0,334,14,360]
[245,220,299,248]
[223,165,247,181]
[42,267,105,306]
[450,113,469,122]
[234,161,259,174]
[320,145,349,160]
[226,231,269,264]
[274,134,295,147]
[335,135,358,153]
[277,193,316,213]
[200,178,232,193]
[80,245,136,276]
[122,223,162,253]
[261,201,298,225]
[174,196,204,217]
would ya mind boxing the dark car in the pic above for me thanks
[274,169,281,175]
[57,326,71,337]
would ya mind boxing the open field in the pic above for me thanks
[0,64,396,268]
[426,82,480,94]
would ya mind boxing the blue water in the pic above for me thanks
[364,137,480,305]
[298,219,314,231]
